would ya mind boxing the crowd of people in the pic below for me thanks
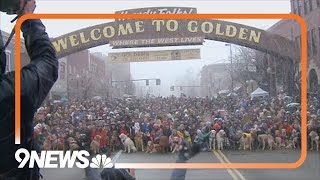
[32,93,320,156]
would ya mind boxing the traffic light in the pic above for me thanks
[156,79,161,85]
[170,86,174,91]
[146,80,149,86]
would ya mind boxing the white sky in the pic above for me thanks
[0,0,291,96]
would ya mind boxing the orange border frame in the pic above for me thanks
[15,14,307,169]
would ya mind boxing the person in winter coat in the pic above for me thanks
[0,1,58,179]
[194,129,211,145]
[170,129,210,180]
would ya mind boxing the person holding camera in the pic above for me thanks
[0,0,59,179]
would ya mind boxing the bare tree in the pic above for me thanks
[229,47,300,96]
[97,79,111,99]
[228,47,266,86]
[80,74,93,100]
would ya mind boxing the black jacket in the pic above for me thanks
[0,19,58,176]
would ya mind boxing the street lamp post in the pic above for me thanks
[246,80,249,96]
[67,73,74,100]
[75,74,81,99]
[76,74,80,88]
[110,70,113,100]
[250,80,254,92]
[109,65,130,99]
[225,43,233,91]
[67,74,70,99]
[246,80,254,96]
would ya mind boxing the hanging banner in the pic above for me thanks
[107,49,201,63]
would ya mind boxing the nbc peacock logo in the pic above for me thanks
[90,154,114,168]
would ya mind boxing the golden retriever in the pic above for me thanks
[134,131,144,152]
[171,137,181,153]
[158,136,169,153]
[119,133,137,153]
[275,136,282,148]
[67,137,79,151]
[146,141,157,153]
[258,134,276,150]
[90,135,102,155]
[241,133,253,150]
[216,130,226,150]
[309,131,319,151]
[43,135,53,151]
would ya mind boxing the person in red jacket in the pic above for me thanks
[100,125,108,149]
[213,121,221,131]
[91,125,97,141]
[119,121,130,136]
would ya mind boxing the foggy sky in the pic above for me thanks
[0,0,291,96]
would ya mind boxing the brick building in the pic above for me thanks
[200,63,232,97]
[50,50,101,99]
[106,62,133,98]
[52,50,108,100]
[50,50,132,100]
[1,30,29,73]
[50,57,67,99]
[265,0,320,95]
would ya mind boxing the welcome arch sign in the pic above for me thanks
[50,7,299,61]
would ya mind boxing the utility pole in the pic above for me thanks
[110,70,113,99]
[230,44,234,91]
[67,74,70,99]
[225,43,233,91]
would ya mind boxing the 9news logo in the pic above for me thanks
[15,148,113,168]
